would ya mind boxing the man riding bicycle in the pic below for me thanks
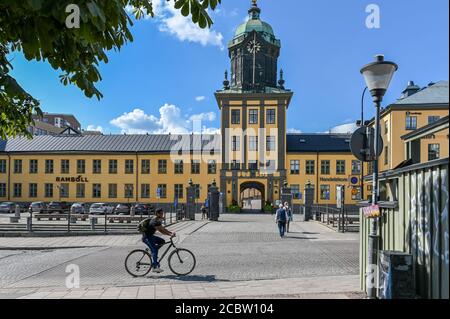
[141,208,176,273]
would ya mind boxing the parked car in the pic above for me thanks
[134,204,150,215]
[0,202,15,214]
[70,203,87,214]
[89,203,114,215]
[114,203,131,215]
[47,201,70,214]
[29,202,46,214]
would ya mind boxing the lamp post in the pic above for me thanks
[360,54,398,299]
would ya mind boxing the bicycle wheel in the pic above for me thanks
[168,248,196,276]
[125,250,153,277]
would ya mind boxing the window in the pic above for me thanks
[158,160,167,174]
[174,184,184,199]
[266,109,276,124]
[14,160,22,174]
[231,109,240,124]
[125,184,134,198]
[190,160,200,174]
[93,159,102,174]
[249,109,258,124]
[291,184,300,199]
[29,183,38,198]
[406,116,417,130]
[13,183,22,198]
[107,160,117,174]
[249,136,258,151]
[29,160,38,174]
[125,160,134,174]
[93,184,102,198]
[320,185,331,200]
[266,136,276,151]
[249,160,258,170]
[232,136,240,151]
[141,184,150,199]
[384,147,389,165]
[384,121,389,135]
[77,160,86,174]
[61,159,70,174]
[0,184,6,197]
[367,162,374,175]
[208,160,217,174]
[45,184,53,198]
[76,184,85,198]
[45,160,54,174]
[141,160,151,174]
[290,160,300,175]
[321,160,330,175]
[108,184,117,199]
[59,184,69,198]
[336,160,346,175]
[231,160,240,170]
[428,116,440,124]
[306,160,315,175]
[174,160,184,174]
[352,160,362,175]
[157,184,167,199]
[0,160,6,174]
[428,144,440,161]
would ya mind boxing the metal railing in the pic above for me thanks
[312,205,360,233]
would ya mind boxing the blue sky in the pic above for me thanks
[9,0,449,134]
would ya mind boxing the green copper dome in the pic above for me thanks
[234,19,275,38]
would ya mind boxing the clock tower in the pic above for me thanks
[215,0,294,210]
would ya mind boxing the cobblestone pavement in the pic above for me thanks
[0,214,362,299]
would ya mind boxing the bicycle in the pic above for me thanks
[124,237,196,277]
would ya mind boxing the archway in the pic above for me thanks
[240,181,265,213]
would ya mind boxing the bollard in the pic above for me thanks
[15,204,21,218]
[27,216,33,232]
[90,217,97,230]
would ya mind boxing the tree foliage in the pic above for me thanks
[0,0,221,139]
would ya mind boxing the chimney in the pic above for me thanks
[399,81,421,99]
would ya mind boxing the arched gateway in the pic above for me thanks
[240,181,265,212]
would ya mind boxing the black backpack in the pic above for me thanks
[137,217,152,233]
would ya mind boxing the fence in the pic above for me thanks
[312,205,360,233]
[360,158,449,299]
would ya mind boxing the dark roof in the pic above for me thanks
[0,134,221,153]
[395,81,449,106]
[401,116,449,141]
[1,133,352,154]
[286,134,351,153]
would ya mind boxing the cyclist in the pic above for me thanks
[141,208,176,273]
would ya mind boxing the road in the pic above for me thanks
[0,214,362,299]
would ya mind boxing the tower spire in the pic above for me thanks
[249,0,261,20]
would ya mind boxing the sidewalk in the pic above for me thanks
[0,275,362,299]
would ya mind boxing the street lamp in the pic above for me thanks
[360,54,398,299]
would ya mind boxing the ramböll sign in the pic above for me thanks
[56,175,89,183]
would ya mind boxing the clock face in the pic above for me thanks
[247,40,261,54]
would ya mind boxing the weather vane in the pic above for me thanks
[252,0,257,6]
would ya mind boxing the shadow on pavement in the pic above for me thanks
[145,274,223,283]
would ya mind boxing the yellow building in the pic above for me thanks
[0,2,448,212]
[367,80,449,172]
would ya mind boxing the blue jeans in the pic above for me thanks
[142,235,165,268]
[277,221,286,237]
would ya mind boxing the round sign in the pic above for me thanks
[351,177,359,185]
[350,126,384,162]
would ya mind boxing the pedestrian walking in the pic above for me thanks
[275,204,288,238]
[284,202,293,233]
[201,205,208,220]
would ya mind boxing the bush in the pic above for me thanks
[263,201,274,213]
[228,205,241,213]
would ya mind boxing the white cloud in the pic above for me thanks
[287,128,302,133]
[86,125,103,132]
[110,104,218,135]
[328,123,358,134]
[195,96,206,102]
[128,0,224,49]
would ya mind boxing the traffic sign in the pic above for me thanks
[350,126,383,162]
[350,177,359,185]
